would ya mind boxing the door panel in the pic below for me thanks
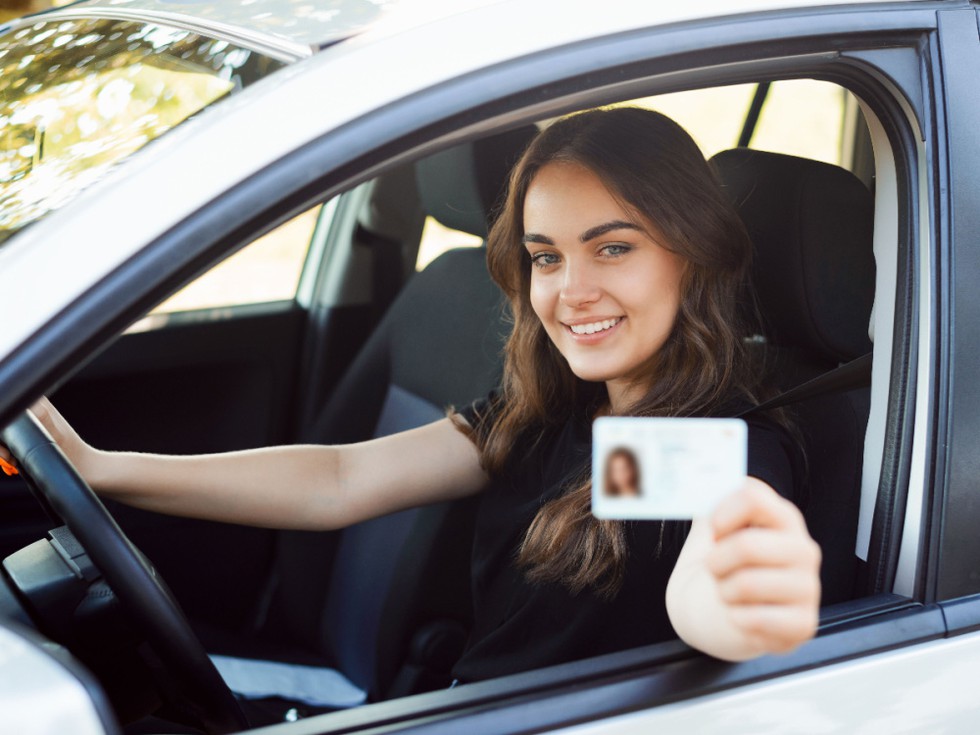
[59,305,304,454]
[551,632,980,734]
[2,304,306,630]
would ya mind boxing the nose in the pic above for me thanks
[559,261,601,308]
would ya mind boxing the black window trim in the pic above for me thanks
[931,7,980,602]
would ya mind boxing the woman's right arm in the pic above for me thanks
[1,398,489,531]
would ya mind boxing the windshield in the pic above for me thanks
[0,17,287,246]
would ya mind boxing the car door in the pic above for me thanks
[0,1,970,732]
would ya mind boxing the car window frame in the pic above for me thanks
[0,5,951,732]
[930,7,980,604]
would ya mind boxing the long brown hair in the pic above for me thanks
[467,107,760,597]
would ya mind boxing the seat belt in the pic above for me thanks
[738,351,873,417]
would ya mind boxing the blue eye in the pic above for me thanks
[530,252,560,268]
[601,243,631,257]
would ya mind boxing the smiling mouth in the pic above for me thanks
[564,317,623,336]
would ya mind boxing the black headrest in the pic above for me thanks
[415,125,538,238]
[711,148,875,364]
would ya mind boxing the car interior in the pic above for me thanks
[0,78,885,732]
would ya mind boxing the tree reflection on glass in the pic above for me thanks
[0,18,284,245]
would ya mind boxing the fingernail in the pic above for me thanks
[0,458,18,476]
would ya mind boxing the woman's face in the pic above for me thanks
[608,453,638,494]
[523,161,685,406]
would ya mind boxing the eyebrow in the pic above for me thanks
[522,219,641,247]
[580,220,641,242]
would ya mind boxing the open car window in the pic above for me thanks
[116,71,885,722]
[140,204,325,320]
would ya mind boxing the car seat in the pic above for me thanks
[202,126,536,720]
[711,147,876,605]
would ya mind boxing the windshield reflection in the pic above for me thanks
[0,18,284,245]
[101,0,393,47]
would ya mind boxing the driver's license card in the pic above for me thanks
[591,417,747,520]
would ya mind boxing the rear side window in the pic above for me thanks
[147,205,322,316]
[627,79,853,168]
[0,17,286,245]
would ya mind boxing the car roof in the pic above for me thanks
[20,0,917,57]
[28,0,509,57]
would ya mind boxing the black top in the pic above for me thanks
[451,396,799,683]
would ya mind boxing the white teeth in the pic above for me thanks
[569,317,621,335]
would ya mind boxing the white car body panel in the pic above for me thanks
[555,631,980,734]
[0,625,108,735]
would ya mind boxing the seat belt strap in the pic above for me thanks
[738,351,873,417]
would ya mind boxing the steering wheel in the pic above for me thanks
[1,412,248,734]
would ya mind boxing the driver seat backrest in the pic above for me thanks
[260,127,536,701]
[711,148,876,605]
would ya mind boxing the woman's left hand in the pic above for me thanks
[666,478,821,661]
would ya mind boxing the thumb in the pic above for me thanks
[711,478,804,540]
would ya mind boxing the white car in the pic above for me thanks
[0,0,977,733]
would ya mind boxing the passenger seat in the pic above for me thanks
[711,148,876,605]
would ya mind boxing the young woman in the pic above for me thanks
[603,448,642,497]
[1,107,821,682]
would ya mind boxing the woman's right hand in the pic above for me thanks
[0,397,96,479]
[8,400,489,529]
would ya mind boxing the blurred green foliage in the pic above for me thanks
[0,17,283,243]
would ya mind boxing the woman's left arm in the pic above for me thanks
[665,478,821,661]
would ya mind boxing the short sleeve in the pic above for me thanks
[745,415,799,502]
[456,390,501,441]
